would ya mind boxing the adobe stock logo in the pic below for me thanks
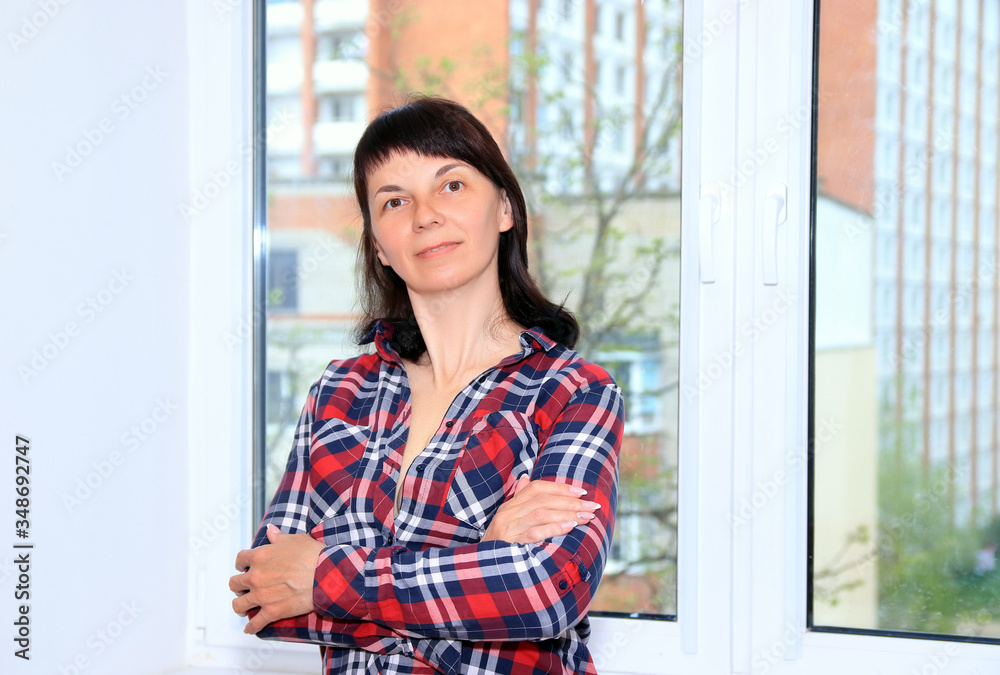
[7,0,73,53]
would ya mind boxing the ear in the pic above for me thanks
[371,235,389,266]
[498,190,514,233]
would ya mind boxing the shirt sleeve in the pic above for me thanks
[247,379,409,653]
[310,381,625,643]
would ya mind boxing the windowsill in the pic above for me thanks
[166,669,302,675]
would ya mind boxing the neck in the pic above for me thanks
[406,272,523,385]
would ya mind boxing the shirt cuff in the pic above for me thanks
[313,543,372,620]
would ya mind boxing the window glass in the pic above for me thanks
[813,0,1000,638]
[262,0,682,616]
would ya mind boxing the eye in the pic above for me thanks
[383,197,404,210]
[444,180,463,192]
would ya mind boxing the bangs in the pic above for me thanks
[353,98,505,191]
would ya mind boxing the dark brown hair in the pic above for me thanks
[352,95,578,359]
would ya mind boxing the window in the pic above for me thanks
[561,49,574,80]
[560,0,573,21]
[317,93,361,122]
[558,105,575,139]
[267,249,299,312]
[317,31,365,61]
[814,0,1000,641]
[611,119,626,154]
[615,63,627,96]
[203,1,1000,673]
[316,154,352,180]
[600,343,664,435]
[266,369,293,424]
[257,0,683,626]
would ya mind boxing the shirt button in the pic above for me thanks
[558,580,568,590]
[445,420,454,428]
[415,464,425,473]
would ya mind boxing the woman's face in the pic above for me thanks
[366,150,512,298]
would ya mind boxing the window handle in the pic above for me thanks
[699,185,721,284]
[762,183,787,285]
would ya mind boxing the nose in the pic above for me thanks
[411,197,442,231]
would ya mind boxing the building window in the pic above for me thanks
[318,94,361,122]
[611,120,626,154]
[614,10,626,41]
[317,31,365,61]
[599,346,663,435]
[267,249,299,313]
[615,63,627,95]
[561,49,574,80]
[316,154,353,181]
[558,106,575,139]
[266,369,292,425]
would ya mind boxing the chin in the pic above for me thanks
[408,272,480,298]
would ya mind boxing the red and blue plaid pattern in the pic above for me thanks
[250,319,624,674]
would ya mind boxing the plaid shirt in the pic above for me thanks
[250,319,624,674]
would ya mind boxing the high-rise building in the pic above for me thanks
[818,0,1000,527]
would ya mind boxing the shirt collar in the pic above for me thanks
[359,318,404,366]
[361,318,557,366]
[517,326,557,353]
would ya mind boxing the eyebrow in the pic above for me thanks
[371,162,467,197]
[434,162,465,178]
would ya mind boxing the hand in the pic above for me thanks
[229,524,327,634]
[482,475,601,545]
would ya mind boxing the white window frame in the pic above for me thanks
[736,1,1000,673]
[185,0,1000,673]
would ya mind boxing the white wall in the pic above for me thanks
[0,1,191,672]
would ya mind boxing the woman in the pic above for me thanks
[229,96,624,674]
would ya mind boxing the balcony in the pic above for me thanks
[267,62,303,94]
[314,0,367,33]
[266,1,302,34]
[313,59,367,93]
[313,121,368,156]
[268,124,305,156]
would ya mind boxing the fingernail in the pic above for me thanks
[577,512,595,520]
[585,501,601,510]
[569,487,587,496]
[562,521,577,529]
[267,523,277,531]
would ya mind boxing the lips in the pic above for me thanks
[416,242,459,257]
